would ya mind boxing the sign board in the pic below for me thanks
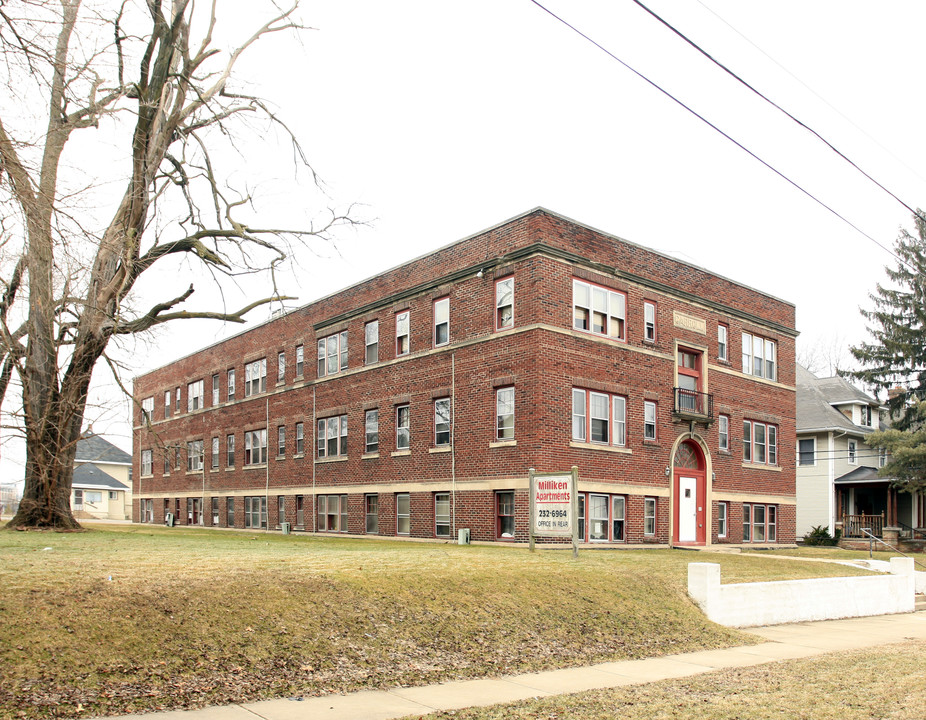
[529,467,579,556]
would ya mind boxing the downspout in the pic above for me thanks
[451,352,456,537]
[265,397,270,532]
[312,385,317,533]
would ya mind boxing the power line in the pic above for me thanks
[525,0,912,272]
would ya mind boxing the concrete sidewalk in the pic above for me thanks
[107,611,926,720]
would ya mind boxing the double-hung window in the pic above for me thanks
[277,351,286,383]
[277,426,286,457]
[396,493,410,535]
[141,397,154,423]
[317,332,348,377]
[295,422,304,455]
[365,321,379,364]
[365,494,379,533]
[141,449,152,476]
[644,301,657,342]
[186,440,203,471]
[743,504,778,543]
[317,494,348,532]
[798,438,815,466]
[295,345,304,377]
[187,380,204,412]
[164,390,171,418]
[644,401,657,441]
[227,497,235,527]
[571,389,627,447]
[497,491,515,538]
[434,398,451,446]
[317,415,348,458]
[718,415,729,451]
[718,324,728,361]
[496,387,515,440]
[435,492,451,537]
[743,420,777,465]
[433,297,449,347]
[212,374,220,405]
[396,405,410,450]
[227,368,236,400]
[396,311,410,356]
[496,277,514,330]
[718,502,728,537]
[741,332,777,381]
[365,409,379,454]
[848,439,857,464]
[244,429,267,466]
[211,437,219,468]
[226,434,235,467]
[644,497,657,535]
[244,359,266,397]
[244,496,267,529]
[572,279,626,340]
[175,387,181,413]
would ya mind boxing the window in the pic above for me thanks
[277,425,286,457]
[433,297,449,346]
[244,358,266,397]
[187,440,203,471]
[396,493,410,535]
[365,321,379,364]
[317,331,348,377]
[85,490,102,504]
[244,429,267,466]
[226,434,235,467]
[572,279,625,339]
[141,449,152,476]
[435,492,451,537]
[141,499,154,523]
[718,324,728,361]
[612,496,625,541]
[644,401,657,441]
[396,405,410,450]
[879,447,888,468]
[175,387,181,412]
[753,505,766,542]
[163,450,170,474]
[859,405,872,427]
[295,345,304,377]
[741,332,777,381]
[187,380,204,412]
[396,311,410,356]
[296,496,305,527]
[718,501,728,538]
[227,497,235,527]
[317,415,348,458]
[768,505,777,542]
[212,374,220,405]
[743,420,778,465]
[211,437,219,468]
[244,496,267,529]
[110,490,119,500]
[278,351,286,383]
[365,494,379,534]
[718,415,729,451]
[227,368,236,400]
[365,410,379,454]
[496,277,514,330]
[497,491,515,538]
[588,494,609,541]
[848,439,857,464]
[317,494,349,532]
[578,494,585,540]
[644,497,656,535]
[434,398,451,446]
[295,422,304,455]
[164,390,171,418]
[74,488,83,508]
[496,387,515,440]
[141,397,154,423]
[174,447,181,470]
[278,495,286,525]
[571,389,626,446]
[212,497,220,526]
[742,504,778,543]
[644,301,656,342]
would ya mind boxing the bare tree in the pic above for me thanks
[0,0,350,529]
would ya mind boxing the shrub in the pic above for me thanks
[803,525,840,546]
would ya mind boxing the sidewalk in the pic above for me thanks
[107,611,926,720]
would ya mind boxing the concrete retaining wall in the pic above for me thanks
[688,558,916,628]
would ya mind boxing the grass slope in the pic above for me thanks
[0,525,874,718]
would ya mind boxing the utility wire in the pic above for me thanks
[629,0,922,222]
[526,0,910,271]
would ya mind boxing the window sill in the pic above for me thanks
[276,455,286,461]
[741,463,782,472]
[362,452,380,460]
[570,441,631,454]
[643,439,660,447]
[489,440,517,448]
[429,446,452,454]
[316,455,348,464]
[210,467,220,472]
[243,463,268,470]
[293,452,305,460]
[225,466,235,471]
[391,450,411,457]
[140,474,154,479]
[185,469,205,475]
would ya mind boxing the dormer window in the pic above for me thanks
[859,405,872,427]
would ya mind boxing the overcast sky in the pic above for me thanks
[6,0,926,479]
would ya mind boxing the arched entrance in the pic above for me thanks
[673,440,706,545]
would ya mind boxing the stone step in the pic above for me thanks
[915,595,926,612]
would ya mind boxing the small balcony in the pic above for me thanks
[673,387,713,422]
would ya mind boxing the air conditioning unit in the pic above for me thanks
[457,528,471,545]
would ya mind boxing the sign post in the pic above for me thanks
[529,466,579,558]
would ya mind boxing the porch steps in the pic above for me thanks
[916,594,926,612]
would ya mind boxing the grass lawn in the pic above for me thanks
[408,641,926,720]
[0,524,877,719]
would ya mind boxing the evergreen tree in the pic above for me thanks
[849,211,926,492]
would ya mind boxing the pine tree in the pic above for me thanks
[849,211,926,492]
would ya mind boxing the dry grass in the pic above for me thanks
[0,524,876,718]
[413,641,926,719]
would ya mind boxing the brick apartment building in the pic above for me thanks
[132,208,797,546]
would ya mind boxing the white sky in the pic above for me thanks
[5,0,926,483]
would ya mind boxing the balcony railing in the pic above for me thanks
[842,513,884,538]
[673,387,713,421]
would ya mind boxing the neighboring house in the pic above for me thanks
[796,363,926,539]
[133,208,798,546]
[73,434,132,521]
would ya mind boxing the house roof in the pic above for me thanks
[75,434,131,466]
[796,364,876,435]
[833,466,886,485]
[73,463,129,491]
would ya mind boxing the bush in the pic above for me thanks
[803,525,840,546]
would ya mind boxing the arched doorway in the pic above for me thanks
[673,440,706,545]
